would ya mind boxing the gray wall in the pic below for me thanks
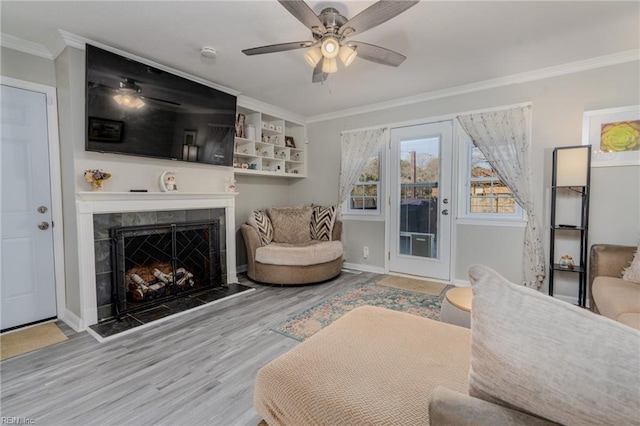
[4,43,638,305]
[234,175,294,266]
[54,47,85,317]
[290,61,640,298]
[1,47,56,86]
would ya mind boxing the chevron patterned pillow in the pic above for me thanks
[247,210,274,246]
[310,205,337,241]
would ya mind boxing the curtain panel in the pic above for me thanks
[339,128,387,214]
[457,106,545,288]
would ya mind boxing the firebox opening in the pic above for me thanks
[112,220,222,319]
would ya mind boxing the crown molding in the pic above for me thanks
[53,30,241,97]
[307,49,640,123]
[47,29,85,59]
[237,95,306,125]
[0,33,52,59]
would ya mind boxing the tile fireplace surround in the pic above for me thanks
[75,192,238,332]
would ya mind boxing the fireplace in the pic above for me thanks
[111,220,222,319]
[74,191,241,334]
[93,208,228,321]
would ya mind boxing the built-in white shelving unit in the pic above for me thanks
[233,105,306,178]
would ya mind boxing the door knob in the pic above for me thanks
[38,222,50,230]
[441,209,449,216]
[37,206,48,214]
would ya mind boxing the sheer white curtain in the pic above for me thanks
[339,128,387,212]
[457,105,545,288]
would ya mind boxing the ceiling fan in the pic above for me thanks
[242,0,419,83]
[89,78,180,109]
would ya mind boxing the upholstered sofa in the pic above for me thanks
[254,265,640,425]
[241,206,343,285]
[589,243,640,329]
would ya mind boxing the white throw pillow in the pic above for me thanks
[467,264,640,426]
[622,243,640,284]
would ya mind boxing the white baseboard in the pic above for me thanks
[59,309,84,332]
[453,279,471,287]
[342,262,386,274]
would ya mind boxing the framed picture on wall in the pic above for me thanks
[582,105,640,167]
[88,117,124,142]
[183,129,197,145]
[285,136,296,148]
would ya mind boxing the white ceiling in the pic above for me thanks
[1,1,639,119]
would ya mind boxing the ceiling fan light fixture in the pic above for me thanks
[304,46,323,67]
[322,57,338,74]
[339,44,357,67]
[321,37,340,59]
[113,94,145,109]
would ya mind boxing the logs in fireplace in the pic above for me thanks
[110,220,222,319]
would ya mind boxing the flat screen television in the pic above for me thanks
[86,44,237,167]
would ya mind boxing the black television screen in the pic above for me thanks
[86,44,236,167]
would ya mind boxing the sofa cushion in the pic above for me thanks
[468,264,640,426]
[617,312,640,329]
[592,275,640,327]
[247,210,273,246]
[255,240,343,266]
[267,206,313,244]
[310,205,337,241]
[622,243,640,283]
[429,386,558,426]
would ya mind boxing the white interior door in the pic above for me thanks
[389,121,453,280]
[1,84,57,330]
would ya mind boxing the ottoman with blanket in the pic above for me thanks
[254,265,640,425]
[242,206,343,285]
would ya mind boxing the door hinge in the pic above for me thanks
[388,196,391,206]
[388,251,391,260]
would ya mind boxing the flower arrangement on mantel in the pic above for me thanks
[84,169,111,192]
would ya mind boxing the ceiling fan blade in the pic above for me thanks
[312,59,328,84]
[143,96,181,106]
[339,0,419,38]
[279,0,326,35]
[242,41,314,56]
[350,41,407,67]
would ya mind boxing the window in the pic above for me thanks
[459,138,524,223]
[346,153,381,215]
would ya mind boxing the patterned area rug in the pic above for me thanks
[377,275,447,296]
[271,279,451,341]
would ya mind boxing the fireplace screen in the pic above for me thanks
[111,220,221,317]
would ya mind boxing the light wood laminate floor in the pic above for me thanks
[0,271,379,426]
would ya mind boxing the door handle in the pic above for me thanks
[441,209,449,216]
[37,205,48,214]
[442,198,449,204]
[38,222,50,230]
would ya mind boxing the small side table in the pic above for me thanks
[440,287,472,328]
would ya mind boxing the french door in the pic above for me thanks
[389,121,453,280]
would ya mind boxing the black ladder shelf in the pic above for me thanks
[548,145,591,308]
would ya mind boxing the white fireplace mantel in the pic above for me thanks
[75,191,238,330]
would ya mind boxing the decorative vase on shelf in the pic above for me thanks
[92,180,104,192]
[84,169,111,192]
